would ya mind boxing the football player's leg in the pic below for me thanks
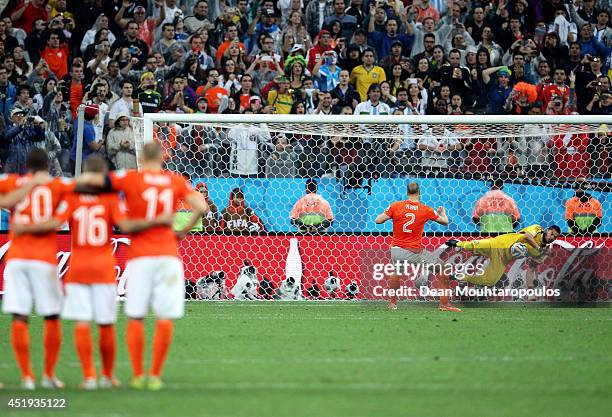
[463,249,507,286]
[62,283,96,384]
[74,322,96,383]
[93,284,119,384]
[389,248,410,309]
[149,257,184,386]
[3,261,35,381]
[125,259,154,383]
[33,262,63,386]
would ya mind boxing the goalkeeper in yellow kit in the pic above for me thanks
[445,224,561,286]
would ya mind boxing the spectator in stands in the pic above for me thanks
[163,74,196,113]
[112,21,149,70]
[325,0,358,40]
[10,0,48,33]
[86,39,112,77]
[184,1,214,35]
[195,182,218,232]
[106,112,136,170]
[0,66,17,123]
[472,179,521,233]
[354,83,391,115]
[411,0,440,23]
[265,134,298,177]
[41,30,69,80]
[227,120,272,177]
[81,14,117,55]
[590,124,611,178]
[184,34,215,71]
[108,80,143,127]
[41,85,72,174]
[69,104,102,175]
[13,85,35,117]
[194,68,226,113]
[267,75,293,114]
[312,50,340,92]
[290,179,334,233]
[217,24,247,64]
[220,187,266,232]
[483,65,513,114]
[248,8,281,50]
[368,13,412,62]
[3,107,45,174]
[305,0,334,39]
[565,186,603,235]
[350,48,386,101]
[551,128,591,179]
[417,124,462,172]
[306,29,333,72]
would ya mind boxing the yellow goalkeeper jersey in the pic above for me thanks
[491,224,544,261]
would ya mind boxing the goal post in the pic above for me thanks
[137,112,612,303]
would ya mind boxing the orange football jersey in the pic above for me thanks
[384,200,439,249]
[110,169,192,259]
[56,193,127,284]
[7,176,75,264]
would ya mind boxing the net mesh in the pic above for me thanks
[130,117,611,302]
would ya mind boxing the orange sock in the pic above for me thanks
[11,320,34,379]
[98,325,116,378]
[74,324,96,379]
[43,319,61,378]
[126,320,145,378]
[150,319,174,378]
[389,274,400,305]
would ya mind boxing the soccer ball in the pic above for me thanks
[324,274,339,292]
[510,243,528,259]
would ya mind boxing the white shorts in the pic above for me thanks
[125,256,185,319]
[61,283,118,324]
[2,260,62,316]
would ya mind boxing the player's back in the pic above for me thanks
[385,200,438,250]
[61,192,122,284]
[110,169,190,259]
[8,176,74,264]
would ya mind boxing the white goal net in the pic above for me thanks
[133,114,611,303]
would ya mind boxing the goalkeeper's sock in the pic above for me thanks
[126,319,145,378]
[11,320,34,379]
[43,318,61,378]
[99,325,116,379]
[150,319,174,378]
[74,323,96,380]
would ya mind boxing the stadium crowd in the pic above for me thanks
[0,0,610,180]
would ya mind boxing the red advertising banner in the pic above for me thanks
[0,234,610,301]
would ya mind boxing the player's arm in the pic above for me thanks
[519,231,539,250]
[176,191,209,240]
[117,213,176,234]
[433,206,449,225]
[375,212,391,224]
[12,218,62,236]
[0,172,51,209]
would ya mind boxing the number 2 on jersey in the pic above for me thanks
[142,187,173,220]
[402,213,415,233]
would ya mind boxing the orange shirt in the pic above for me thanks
[565,197,603,220]
[41,44,69,80]
[56,193,127,284]
[110,169,193,260]
[472,190,520,221]
[384,200,438,249]
[6,176,75,264]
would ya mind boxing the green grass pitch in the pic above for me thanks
[0,302,611,417]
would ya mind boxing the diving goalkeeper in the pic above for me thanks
[446,224,561,286]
